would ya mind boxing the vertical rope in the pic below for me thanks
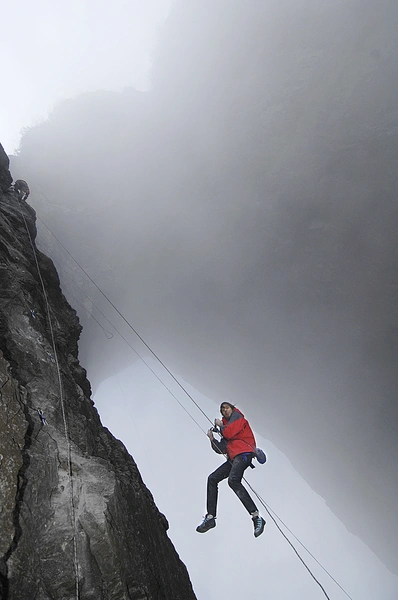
[16,200,79,599]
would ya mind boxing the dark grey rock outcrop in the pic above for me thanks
[0,145,12,192]
[0,155,196,599]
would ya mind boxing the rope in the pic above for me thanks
[15,200,80,600]
[55,264,114,339]
[245,478,332,599]
[55,260,206,434]
[243,483,354,600]
[35,214,354,600]
[37,216,213,427]
[56,255,207,434]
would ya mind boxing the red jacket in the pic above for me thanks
[221,408,256,460]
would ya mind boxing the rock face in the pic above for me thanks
[0,144,196,600]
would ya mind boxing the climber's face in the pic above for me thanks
[221,404,233,419]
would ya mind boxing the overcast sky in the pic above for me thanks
[1,0,172,153]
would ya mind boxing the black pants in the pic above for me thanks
[207,454,257,517]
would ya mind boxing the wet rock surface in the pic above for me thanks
[0,147,196,600]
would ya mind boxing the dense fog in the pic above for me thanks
[11,0,398,578]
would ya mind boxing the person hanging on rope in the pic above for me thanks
[196,402,266,537]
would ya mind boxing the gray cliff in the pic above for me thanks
[0,144,196,600]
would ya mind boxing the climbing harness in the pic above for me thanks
[211,425,267,465]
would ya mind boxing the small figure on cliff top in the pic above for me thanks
[196,402,266,538]
[37,408,47,426]
[13,179,30,201]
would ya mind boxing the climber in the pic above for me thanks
[37,408,47,426]
[196,402,266,538]
[13,179,30,201]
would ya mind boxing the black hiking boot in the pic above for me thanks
[196,515,216,533]
[252,515,266,538]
